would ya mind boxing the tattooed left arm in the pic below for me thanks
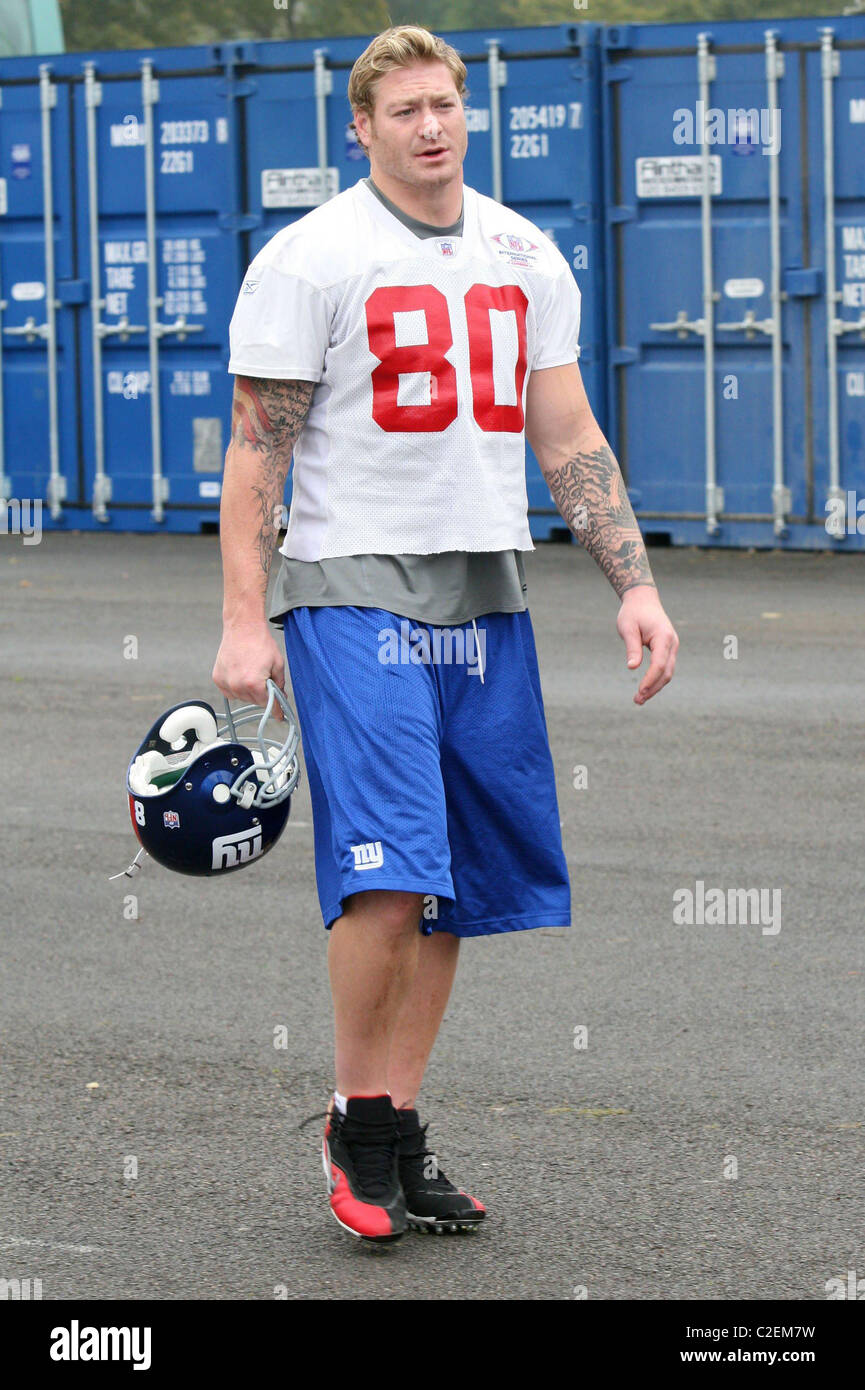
[526,361,651,596]
[525,362,679,703]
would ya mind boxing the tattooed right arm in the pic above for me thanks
[211,376,313,707]
[220,375,314,620]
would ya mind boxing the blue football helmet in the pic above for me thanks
[121,679,300,877]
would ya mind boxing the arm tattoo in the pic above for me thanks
[231,375,314,581]
[544,440,656,598]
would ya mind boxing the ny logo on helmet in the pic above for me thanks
[212,825,263,871]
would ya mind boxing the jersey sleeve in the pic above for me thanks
[530,258,582,371]
[227,262,332,381]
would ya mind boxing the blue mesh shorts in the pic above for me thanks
[282,605,571,938]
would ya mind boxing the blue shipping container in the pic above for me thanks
[0,15,863,551]
[601,14,865,550]
[0,23,601,541]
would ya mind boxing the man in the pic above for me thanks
[214,25,678,1244]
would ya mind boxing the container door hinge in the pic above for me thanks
[783,266,822,298]
[211,42,259,66]
[603,26,634,51]
[215,78,257,99]
[488,52,507,87]
[92,473,112,509]
[46,473,67,509]
[218,211,262,233]
[698,51,717,83]
[56,279,89,306]
[562,21,591,50]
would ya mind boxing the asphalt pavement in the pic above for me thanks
[1,533,863,1300]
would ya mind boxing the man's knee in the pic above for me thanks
[342,889,426,934]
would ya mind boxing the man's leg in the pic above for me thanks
[325,888,448,1241]
[387,930,460,1110]
[383,928,486,1232]
[328,888,427,1096]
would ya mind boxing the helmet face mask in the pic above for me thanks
[124,681,301,877]
[219,682,301,810]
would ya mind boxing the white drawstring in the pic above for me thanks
[471,617,485,684]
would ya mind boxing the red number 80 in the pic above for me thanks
[365,283,529,434]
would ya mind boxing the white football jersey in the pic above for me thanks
[228,179,582,560]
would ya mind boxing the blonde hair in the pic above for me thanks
[348,25,468,158]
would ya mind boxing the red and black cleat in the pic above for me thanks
[397,1108,486,1234]
[322,1094,407,1243]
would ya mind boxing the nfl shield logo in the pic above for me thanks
[437,239,455,256]
[507,234,523,251]
[163,810,181,829]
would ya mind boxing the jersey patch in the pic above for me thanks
[490,231,540,266]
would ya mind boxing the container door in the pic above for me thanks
[73,63,240,530]
[0,71,79,523]
[805,32,865,546]
[603,31,816,545]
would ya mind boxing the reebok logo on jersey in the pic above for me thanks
[242,277,260,294]
[351,840,384,870]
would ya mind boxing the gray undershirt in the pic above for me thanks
[267,174,529,628]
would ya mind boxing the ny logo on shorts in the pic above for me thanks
[351,840,383,871]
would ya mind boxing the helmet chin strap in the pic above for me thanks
[108,847,147,881]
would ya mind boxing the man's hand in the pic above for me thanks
[212,618,287,717]
[212,375,314,719]
[617,584,679,705]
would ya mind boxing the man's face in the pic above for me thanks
[354,61,468,191]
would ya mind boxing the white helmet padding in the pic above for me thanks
[129,738,226,796]
[159,705,219,750]
[127,683,300,811]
